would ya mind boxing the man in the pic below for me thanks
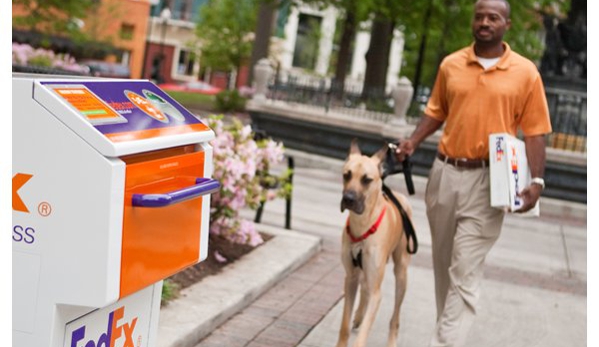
[395,0,552,346]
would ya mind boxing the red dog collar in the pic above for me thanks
[345,206,387,243]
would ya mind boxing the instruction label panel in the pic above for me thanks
[42,81,210,143]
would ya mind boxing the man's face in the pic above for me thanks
[472,0,511,45]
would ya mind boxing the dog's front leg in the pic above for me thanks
[352,251,386,347]
[336,261,360,347]
[352,277,368,329]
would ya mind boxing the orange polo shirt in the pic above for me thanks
[424,42,552,159]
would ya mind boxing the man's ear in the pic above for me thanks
[349,138,361,157]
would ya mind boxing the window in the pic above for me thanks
[177,50,196,76]
[120,23,135,40]
[292,14,322,70]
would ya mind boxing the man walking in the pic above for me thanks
[395,0,552,345]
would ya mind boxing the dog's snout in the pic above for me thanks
[341,190,365,214]
[342,191,357,204]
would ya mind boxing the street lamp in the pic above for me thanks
[157,7,172,84]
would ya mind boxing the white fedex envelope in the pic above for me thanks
[489,133,540,217]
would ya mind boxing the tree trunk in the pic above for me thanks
[362,14,394,100]
[332,9,357,99]
[248,0,278,86]
[411,0,434,102]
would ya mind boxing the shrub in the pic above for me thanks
[12,43,90,74]
[208,115,289,246]
[214,90,247,113]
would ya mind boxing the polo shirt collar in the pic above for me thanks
[467,42,512,70]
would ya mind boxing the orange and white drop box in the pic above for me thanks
[12,75,220,347]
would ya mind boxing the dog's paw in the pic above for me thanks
[352,319,362,330]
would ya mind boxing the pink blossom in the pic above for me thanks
[214,251,227,263]
[208,115,286,246]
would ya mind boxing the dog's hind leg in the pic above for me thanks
[387,247,410,347]
[336,265,360,347]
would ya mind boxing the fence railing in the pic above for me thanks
[266,75,587,153]
[545,87,587,153]
[267,75,395,123]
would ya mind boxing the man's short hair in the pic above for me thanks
[476,0,511,19]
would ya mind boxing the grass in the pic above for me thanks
[161,279,181,306]
[164,91,216,112]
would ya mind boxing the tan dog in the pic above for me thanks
[336,140,412,347]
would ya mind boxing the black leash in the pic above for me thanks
[381,184,418,255]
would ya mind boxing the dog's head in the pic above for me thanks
[341,139,388,214]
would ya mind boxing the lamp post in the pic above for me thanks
[157,7,171,84]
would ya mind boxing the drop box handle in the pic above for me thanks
[132,178,220,208]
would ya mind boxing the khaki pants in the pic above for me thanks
[425,158,504,347]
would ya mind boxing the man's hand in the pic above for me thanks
[395,139,415,162]
[515,184,543,213]
[394,115,444,162]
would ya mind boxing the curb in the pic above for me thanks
[157,224,323,347]
[285,148,587,222]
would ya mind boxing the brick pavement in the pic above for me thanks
[194,238,345,347]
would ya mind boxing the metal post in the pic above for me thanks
[285,156,294,230]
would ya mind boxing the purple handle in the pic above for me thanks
[132,178,220,207]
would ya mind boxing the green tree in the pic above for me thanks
[397,0,570,93]
[195,0,258,87]
[13,0,94,36]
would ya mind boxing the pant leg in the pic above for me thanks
[425,159,459,317]
[427,162,505,347]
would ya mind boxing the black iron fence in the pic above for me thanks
[545,87,587,152]
[12,64,91,76]
[267,75,395,123]
[267,75,587,153]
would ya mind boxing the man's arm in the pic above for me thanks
[516,134,547,213]
[395,115,444,161]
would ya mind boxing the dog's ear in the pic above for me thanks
[372,143,388,163]
[349,138,361,156]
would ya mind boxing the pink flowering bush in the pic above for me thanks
[208,115,290,247]
[12,43,90,74]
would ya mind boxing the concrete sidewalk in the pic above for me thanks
[165,150,587,347]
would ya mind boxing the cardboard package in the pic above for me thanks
[489,133,539,217]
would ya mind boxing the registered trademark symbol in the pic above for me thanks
[38,202,52,217]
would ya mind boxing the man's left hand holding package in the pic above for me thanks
[489,133,541,217]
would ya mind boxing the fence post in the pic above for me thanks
[390,77,414,126]
[253,58,273,102]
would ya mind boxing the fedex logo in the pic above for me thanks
[510,146,522,207]
[70,306,138,347]
[13,173,33,213]
[494,137,504,162]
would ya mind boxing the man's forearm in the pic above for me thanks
[524,135,547,178]
[410,114,444,147]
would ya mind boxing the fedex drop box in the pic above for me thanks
[13,74,220,347]
[489,133,539,216]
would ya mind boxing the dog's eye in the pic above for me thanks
[361,175,373,185]
[343,171,352,181]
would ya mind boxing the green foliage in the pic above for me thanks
[397,0,570,88]
[163,91,216,111]
[13,0,94,35]
[161,279,180,306]
[215,90,247,113]
[195,0,258,72]
[366,98,393,113]
[27,55,54,68]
